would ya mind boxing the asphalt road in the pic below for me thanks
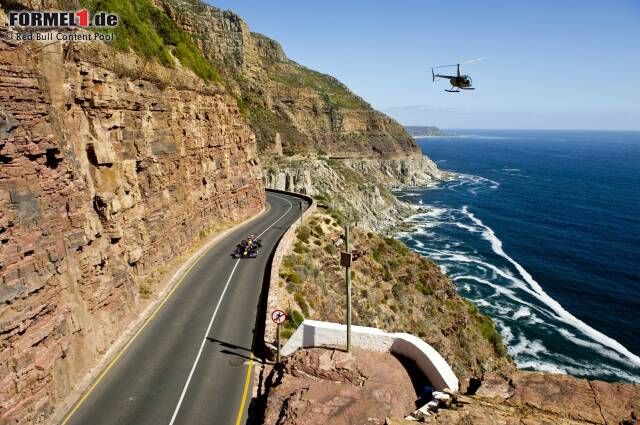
[63,191,307,425]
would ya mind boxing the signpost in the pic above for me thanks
[299,200,303,226]
[342,225,352,352]
[271,309,287,364]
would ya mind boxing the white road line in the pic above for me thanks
[168,194,296,425]
[257,194,293,239]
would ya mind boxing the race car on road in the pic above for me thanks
[232,235,262,258]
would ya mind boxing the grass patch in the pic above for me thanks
[139,283,152,299]
[475,308,509,358]
[269,66,369,110]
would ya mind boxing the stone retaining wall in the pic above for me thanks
[263,189,316,345]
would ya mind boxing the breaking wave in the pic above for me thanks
[396,172,640,383]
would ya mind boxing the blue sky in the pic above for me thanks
[208,1,640,130]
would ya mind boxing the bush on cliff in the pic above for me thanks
[82,0,220,82]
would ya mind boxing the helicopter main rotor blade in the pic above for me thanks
[462,57,485,64]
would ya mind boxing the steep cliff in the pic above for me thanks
[156,0,442,230]
[263,155,445,231]
[158,0,420,159]
[0,23,263,423]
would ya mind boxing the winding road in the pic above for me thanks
[62,191,307,425]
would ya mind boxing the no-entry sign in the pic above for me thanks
[271,309,287,324]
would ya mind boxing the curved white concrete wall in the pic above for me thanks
[282,319,459,391]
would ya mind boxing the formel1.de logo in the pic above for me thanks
[6,9,118,28]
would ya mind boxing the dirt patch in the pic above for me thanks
[252,347,424,425]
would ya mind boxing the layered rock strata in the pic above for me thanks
[0,33,263,422]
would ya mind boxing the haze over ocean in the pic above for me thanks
[396,130,640,382]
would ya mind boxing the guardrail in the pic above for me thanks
[281,319,459,392]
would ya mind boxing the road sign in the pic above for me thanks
[340,252,352,268]
[271,309,287,325]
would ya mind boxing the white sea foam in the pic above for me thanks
[453,274,540,313]
[550,352,640,383]
[510,335,548,358]
[518,360,567,375]
[453,222,480,232]
[512,306,531,320]
[557,328,632,366]
[397,177,640,378]
[462,206,640,367]
[495,320,514,344]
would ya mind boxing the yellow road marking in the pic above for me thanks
[61,235,226,425]
[234,353,255,425]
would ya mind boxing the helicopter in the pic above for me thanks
[431,58,482,93]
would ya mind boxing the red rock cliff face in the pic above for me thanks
[0,37,264,422]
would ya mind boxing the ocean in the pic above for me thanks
[395,129,640,383]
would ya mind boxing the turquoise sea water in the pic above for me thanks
[396,130,640,383]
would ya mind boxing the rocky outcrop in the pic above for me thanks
[420,371,640,424]
[0,31,263,422]
[257,351,640,425]
[257,348,420,425]
[262,156,444,232]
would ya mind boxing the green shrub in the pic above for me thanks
[476,314,508,357]
[294,293,309,315]
[297,225,311,243]
[384,237,409,255]
[293,242,307,254]
[291,309,305,325]
[286,272,302,285]
[280,328,294,339]
[388,258,400,270]
[312,224,324,236]
[372,248,383,264]
[323,243,337,255]
[329,211,345,226]
[417,282,435,296]
[139,284,152,299]
[383,268,392,282]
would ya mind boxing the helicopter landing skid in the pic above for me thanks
[445,89,460,93]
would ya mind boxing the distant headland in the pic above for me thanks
[404,125,447,137]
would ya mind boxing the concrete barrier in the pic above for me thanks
[282,319,459,392]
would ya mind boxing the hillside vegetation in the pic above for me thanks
[277,209,514,380]
[81,0,220,82]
